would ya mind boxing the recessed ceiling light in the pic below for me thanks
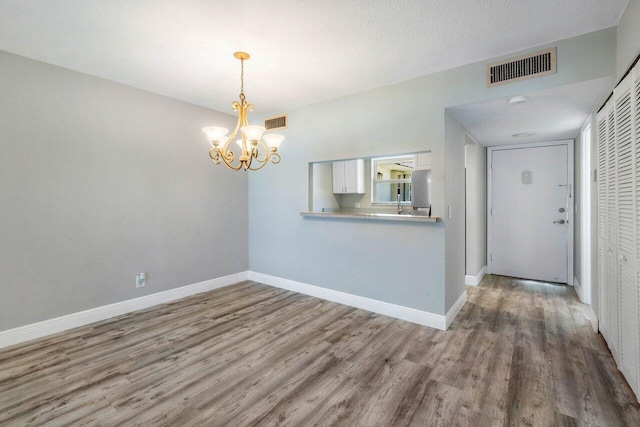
[512,132,535,138]
[508,95,527,105]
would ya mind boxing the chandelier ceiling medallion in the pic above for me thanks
[202,52,284,171]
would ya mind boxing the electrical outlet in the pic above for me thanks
[136,273,146,288]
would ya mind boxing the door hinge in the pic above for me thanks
[490,254,493,261]
[593,169,598,182]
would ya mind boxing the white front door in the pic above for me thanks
[489,141,573,283]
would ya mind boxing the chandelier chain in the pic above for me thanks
[239,58,245,102]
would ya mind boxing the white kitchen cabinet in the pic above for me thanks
[332,159,365,194]
[415,153,432,170]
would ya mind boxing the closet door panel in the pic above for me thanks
[615,75,638,394]
[607,105,620,361]
[597,110,610,339]
[634,69,640,397]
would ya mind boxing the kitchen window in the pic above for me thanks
[371,155,415,205]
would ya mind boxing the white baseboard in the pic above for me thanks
[248,271,454,330]
[1,270,467,349]
[0,271,248,350]
[465,266,487,286]
[572,278,597,332]
[446,290,467,329]
[589,306,599,333]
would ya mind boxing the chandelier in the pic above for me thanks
[202,52,284,171]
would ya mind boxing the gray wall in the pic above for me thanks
[464,134,487,278]
[444,113,467,311]
[249,28,616,316]
[617,0,640,77]
[0,50,248,330]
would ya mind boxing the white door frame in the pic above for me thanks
[487,139,574,284]
[580,122,592,303]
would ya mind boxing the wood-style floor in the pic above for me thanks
[1,275,639,426]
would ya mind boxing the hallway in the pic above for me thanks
[459,275,640,425]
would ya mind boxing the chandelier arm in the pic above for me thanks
[251,140,270,163]
[220,152,245,171]
[247,152,280,171]
[244,147,253,170]
[247,159,269,171]
[269,152,281,164]
[222,104,243,153]
[221,149,235,162]
[225,128,240,150]
[226,160,245,171]
[209,149,222,165]
[211,146,246,171]
[209,147,227,161]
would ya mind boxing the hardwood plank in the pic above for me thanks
[450,406,502,427]
[504,345,556,426]
[458,329,513,422]
[391,374,463,426]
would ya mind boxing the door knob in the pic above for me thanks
[553,219,566,224]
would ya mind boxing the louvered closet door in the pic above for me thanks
[633,67,640,397]
[607,103,621,361]
[615,73,638,396]
[597,108,610,340]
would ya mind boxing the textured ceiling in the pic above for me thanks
[0,1,628,115]
[447,77,613,146]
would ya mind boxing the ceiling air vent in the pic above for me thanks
[264,114,287,130]
[487,47,556,88]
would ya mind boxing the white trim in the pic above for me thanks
[574,277,598,333]
[248,271,451,330]
[465,266,487,286]
[589,306,599,334]
[445,290,467,328]
[0,271,248,350]
[580,120,593,304]
[487,139,574,284]
[574,276,581,292]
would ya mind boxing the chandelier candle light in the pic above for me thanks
[202,52,284,171]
